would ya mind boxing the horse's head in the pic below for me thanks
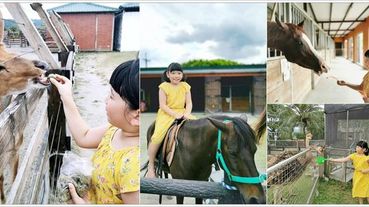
[273,18,329,75]
[208,117,266,204]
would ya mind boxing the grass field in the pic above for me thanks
[267,166,315,204]
[313,179,355,204]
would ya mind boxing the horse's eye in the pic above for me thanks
[298,41,303,45]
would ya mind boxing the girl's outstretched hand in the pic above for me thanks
[49,74,73,101]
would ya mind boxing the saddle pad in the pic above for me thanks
[162,120,186,166]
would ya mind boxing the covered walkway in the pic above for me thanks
[304,57,366,103]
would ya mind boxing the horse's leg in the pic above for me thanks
[176,196,184,204]
[195,197,202,204]
[0,174,4,204]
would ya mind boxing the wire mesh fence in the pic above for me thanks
[267,149,319,204]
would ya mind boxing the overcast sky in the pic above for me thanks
[140,3,266,67]
[1,3,267,67]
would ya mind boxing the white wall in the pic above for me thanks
[120,11,139,52]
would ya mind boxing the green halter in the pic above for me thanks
[216,120,267,184]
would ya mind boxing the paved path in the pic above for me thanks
[303,57,366,103]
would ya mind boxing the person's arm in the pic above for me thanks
[363,160,369,173]
[337,80,363,91]
[159,89,182,119]
[183,90,193,119]
[361,168,369,174]
[50,75,107,148]
[329,155,351,163]
[120,191,139,204]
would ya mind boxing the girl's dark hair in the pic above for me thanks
[365,50,369,58]
[110,59,139,110]
[162,62,186,82]
[357,141,369,156]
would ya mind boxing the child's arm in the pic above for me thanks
[337,80,363,91]
[159,89,182,119]
[361,168,369,174]
[120,191,139,204]
[329,155,351,163]
[50,75,108,148]
[183,91,193,119]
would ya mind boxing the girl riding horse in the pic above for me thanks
[146,62,196,178]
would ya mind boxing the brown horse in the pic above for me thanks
[146,112,266,204]
[268,18,329,75]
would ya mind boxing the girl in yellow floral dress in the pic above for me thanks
[330,141,369,204]
[50,60,139,204]
[146,62,195,178]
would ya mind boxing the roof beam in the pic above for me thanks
[329,29,354,31]
[334,3,353,38]
[317,20,365,23]
[308,3,318,24]
[346,5,369,31]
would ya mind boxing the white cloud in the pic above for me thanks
[140,3,266,67]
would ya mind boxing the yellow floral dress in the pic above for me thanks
[87,125,139,204]
[349,153,369,198]
[151,81,195,144]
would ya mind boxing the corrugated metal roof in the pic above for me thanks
[141,65,266,75]
[48,3,118,14]
[119,3,139,12]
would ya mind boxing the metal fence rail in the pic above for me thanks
[267,149,319,204]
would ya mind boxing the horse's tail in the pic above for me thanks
[253,108,266,144]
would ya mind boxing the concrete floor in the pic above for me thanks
[303,57,367,104]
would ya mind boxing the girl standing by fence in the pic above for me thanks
[50,60,140,204]
[329,141,369,204]
[146,62,195,178]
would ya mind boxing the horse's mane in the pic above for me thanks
[207,115,259,152]
[231,117,258,153]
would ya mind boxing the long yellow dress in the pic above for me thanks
[151,81,195,144]
[87,125,139,204]
[349,153,369,198]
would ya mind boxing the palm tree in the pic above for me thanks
[267,104,324,140]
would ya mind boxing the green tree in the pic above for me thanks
[182,59,242,67]
[267,104,324,140]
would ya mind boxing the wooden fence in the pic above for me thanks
[0,3,76,204]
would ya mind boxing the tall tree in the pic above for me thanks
[268,104,324,140]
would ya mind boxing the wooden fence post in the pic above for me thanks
[4,3,60,69]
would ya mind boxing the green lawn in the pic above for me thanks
[268,167,315,204]
[313,179,355,204]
